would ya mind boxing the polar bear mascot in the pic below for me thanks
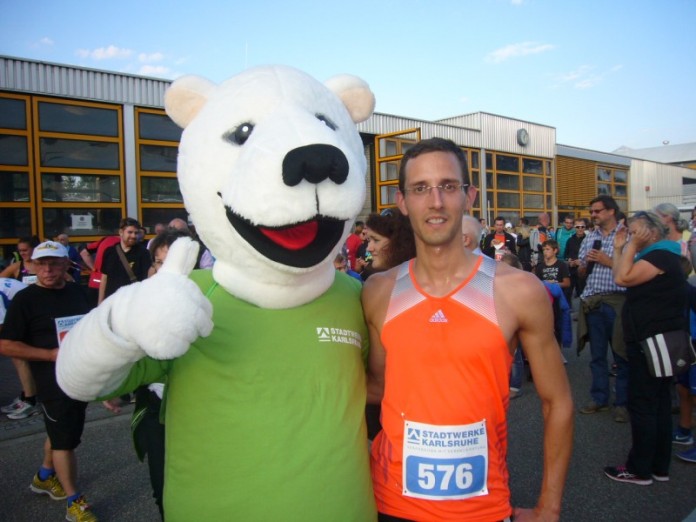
[57,65,377,521]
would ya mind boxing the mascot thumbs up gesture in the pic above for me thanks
[57,65,377,521]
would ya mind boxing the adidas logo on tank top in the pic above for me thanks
[429,309,448,323]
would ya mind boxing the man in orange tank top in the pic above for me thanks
[363,138,574,522]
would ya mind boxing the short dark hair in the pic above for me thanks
[119,217,141,230]
[541,239,559,251]
[398,138,469,192]
[493,216,505,224]
[148,229,192,259]
[520,217,529,226]
[589,195,619,217]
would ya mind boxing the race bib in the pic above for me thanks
[55,314,85,346]
[403,420,488,501]
[22,275,37,285]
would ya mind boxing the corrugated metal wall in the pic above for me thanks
[630,159,696,210]
[0,56,169,107]
[358,113,481,148]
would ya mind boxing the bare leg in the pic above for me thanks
[677,384,694,429]
[52,449,78,497]
[12,358,37,397]
[42,436,54,469]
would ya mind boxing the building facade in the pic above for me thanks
[2,55,695,259]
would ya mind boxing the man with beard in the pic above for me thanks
[98,218,152,304]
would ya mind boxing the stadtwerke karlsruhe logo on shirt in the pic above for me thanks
[316,327,361,348]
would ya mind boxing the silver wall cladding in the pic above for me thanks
[0,56,170,107]
[358,113,482,149]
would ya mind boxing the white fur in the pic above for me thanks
[58,238,213,399]
[57,65,375,397]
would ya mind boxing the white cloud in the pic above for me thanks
[76,45,133,60]
[138,52,164,63]
[486,42,554,63]
[39,37,54,46]
[553,64,623,89]
[138,65,170,77]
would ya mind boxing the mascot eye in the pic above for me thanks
[224,122,255,145]
[315,114,337,131]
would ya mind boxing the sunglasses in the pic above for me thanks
[575,225,586,229]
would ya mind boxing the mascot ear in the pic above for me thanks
[324,75,376,124]
[164,75,217,129]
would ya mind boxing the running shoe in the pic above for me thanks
[66,496,98,522]
[676,447,696,463]
[30,474,67,500]
[613,406,629,423]
[604,466,652,486]
[579,401,609,414]
[672,430,694,445]
[1,396,22,413]
[7,401,39,420]
[651,473,669,482]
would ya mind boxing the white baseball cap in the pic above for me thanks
[31,241,68,260]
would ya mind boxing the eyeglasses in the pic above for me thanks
[403,183,468,196]
[589,207,606,215]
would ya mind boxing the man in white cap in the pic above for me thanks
[0,241,97,521]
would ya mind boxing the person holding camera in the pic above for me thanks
[577,195,629,423]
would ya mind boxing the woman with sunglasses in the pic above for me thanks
[604,210,688,485]
[566,218,589,300]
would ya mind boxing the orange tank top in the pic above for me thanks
[371,256,513,521]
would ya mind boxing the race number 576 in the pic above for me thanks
[405,456,486,498]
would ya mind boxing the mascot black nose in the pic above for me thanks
[282,144,349,187]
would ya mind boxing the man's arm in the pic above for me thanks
[0,339,58,362]
[361,270,394,405]
[504,270,574,521]
[98,273,107,304]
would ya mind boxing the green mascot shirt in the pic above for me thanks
[115,270,376,521]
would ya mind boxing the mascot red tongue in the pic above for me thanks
[56,65,377,521]
[260,221,318,250]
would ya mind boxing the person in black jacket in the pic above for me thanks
[482,216,517,260]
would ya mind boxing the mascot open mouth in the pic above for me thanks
[226,208,345,268]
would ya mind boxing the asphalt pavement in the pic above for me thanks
[1,318,695,521]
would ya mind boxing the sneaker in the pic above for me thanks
[66,496,98,522]
[1,396,22,413]
[676,446,696,463]
[30,474,67,500]
[672,430,694,445]
[509,388,523,400]
[7,401,39,420]
[579,401,609,414]
[604,466,653,485]
[652,473,669,482]
[613,406,629,423]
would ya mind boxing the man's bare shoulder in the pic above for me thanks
[362,267,398,300]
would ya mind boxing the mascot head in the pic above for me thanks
[164,66,375,308]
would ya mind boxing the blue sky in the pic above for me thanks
[1,0,694,153]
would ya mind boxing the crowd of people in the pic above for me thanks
[0,218,211,522]
[1,137,695,520]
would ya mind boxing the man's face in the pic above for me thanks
[563,218,574,230]
[56,234,69,246]
[574,221,586,237]
[494,220,505,233]
[120,225,139,248]
[589,202,615,228]
[34,257,68,289]
[396,151,475,249]
[538,214,550,227]
[359,228,368,241]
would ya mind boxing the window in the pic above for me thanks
[38,102,119,136]
[595,165,628,209]
[0,135,28,165]
[0,98,27,129]
[39,138,120,169]
[135,108,184,231]
[40,173,120,203]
